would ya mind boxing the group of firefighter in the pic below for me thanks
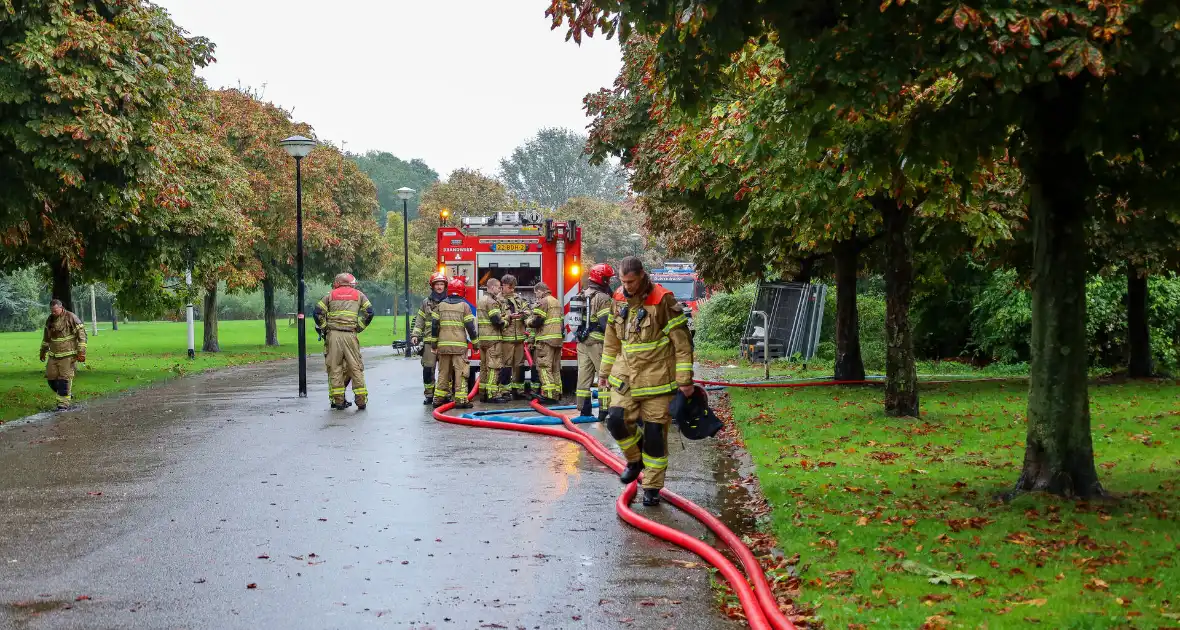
[404,256,696,506]
[38,256,696,506]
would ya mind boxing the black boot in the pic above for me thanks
[579,398,593,418]
[619,460,644,484]
[642,488,662,507]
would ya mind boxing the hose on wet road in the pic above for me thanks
[432,369,795,630]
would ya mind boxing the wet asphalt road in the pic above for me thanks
[0,348,745,629]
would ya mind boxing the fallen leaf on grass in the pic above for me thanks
[902,560,978,585]
[856,516,870,526]
[1017,599,1047,607]
[1084,578,1109,591]
[920,594,952,605]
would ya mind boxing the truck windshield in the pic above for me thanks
[660,280,696,300]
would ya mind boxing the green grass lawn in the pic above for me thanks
[727,379,1180,629]
[0,317,405,423]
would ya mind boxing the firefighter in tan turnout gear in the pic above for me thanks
[499,275,530,399]
[526,281,563,404]
[40,299,87,410]
[313,273,375,410]
[477,278,510,403]
[575,263,616,420]
[431,277,479,409]
[600,256,695,507]
[412,271,448,405]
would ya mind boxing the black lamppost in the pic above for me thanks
[280,134,317,397]
[396,186,416,358]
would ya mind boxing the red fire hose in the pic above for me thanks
[432,356,795,629]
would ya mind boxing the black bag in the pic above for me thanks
[668,385,723,440]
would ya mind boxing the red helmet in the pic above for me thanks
[589,263,616,286]
[447,277,466,297]
[428,271,447,288]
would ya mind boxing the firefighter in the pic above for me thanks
[431,277,479,408]
[476,278,510,403]
[39,299,87,410]
[599,256,695,507]
[499,274,529,399]
[526,281,563,404]
[575,263,616,419]
[313,273,375,410]
[411,271,448,405]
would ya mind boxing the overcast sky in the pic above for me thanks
[154,0,622,179]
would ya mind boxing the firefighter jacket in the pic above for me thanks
[476,293,506,348]
[431,297,478,355]
[580,284,613,346]
[42,311,86,359]
[501,294,528,343]
[313,287,374,333]
[526,294,564,348]
[601,282,694,398]
[412,294,444,343]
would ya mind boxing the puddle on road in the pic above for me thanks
[4,599,71,621]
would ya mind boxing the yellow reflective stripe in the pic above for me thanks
[575,389,591,397]
[595,307,612,317]
[642,453,668,469]
[51,335,76,342]
[623,337,671,353]
[602,354,616,365]
[608,375,625,388]
[329,311,358,319]
[329,388,347,394]
[631,383,676,397]
[589,332,606,341]
[361,301,371,309]
[437,341,468,347]
[662,315,688,333]
[675,363,694,372]
[488,309,502,316]
[463,315,475,322]
[617,430,641,450]
[536,334,562,341]
[316,300,328,309]
[353,388,367,395]
[439,321,465,327]
[48,351,78,358]
[532,309,547,317]
[544,317,563,324]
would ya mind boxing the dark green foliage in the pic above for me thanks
[350,151,439,227]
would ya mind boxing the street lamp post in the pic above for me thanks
[396,187,416,359]
[280,135,317,398]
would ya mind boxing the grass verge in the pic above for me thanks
[0,318,404,423]
[727,379,1180,628]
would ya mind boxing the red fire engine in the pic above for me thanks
[649,261,708,331]
[436,209,583,390]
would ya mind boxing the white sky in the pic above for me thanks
[154,0,622,178]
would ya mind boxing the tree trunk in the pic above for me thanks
[51,259,73,313]
[882,204,918,417]
[203,280,221,353]
[1127,265,1152,378]
[1014,79,1103,499]
[111,307,118,331]
[263,277,279,346]
[833,241,865,381]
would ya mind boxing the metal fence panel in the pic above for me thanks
[741,281,827,361]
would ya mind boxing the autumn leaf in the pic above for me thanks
[1084,578,1109,591]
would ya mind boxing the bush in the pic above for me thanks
[694,283,757,347]
[0,268,45,332]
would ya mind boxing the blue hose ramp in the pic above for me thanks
[463,402,601,425]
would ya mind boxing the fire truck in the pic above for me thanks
[436,209,583,392]
[649,261,708,331]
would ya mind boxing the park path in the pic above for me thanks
[0,348,745,629]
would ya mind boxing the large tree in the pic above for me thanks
[351,151,439,228]
[0,0,219,312]
[211,89,386,346]
[548,0,1180,497]
[499,127,628,208]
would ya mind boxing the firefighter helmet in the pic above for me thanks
[446,278,466,297]
[334,272,356,288]
[589,263,616,286]
[428,271,447,288]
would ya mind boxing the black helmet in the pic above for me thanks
[668,385,723,440]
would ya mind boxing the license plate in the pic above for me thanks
[494,243,527,252]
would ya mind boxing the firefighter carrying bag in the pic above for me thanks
[668,385,723,440]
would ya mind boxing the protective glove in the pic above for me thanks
[39,350,47,362]
[77,353,86,363]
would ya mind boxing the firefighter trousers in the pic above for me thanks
[433,352,470,404]
[45,357,76,409]
[479,343,504,399]
[325,331,367,406]
[575,341,608,413]
[420,343,437,396]
[606,390,673,490]
[505,343,526,394]
[535,343,562,400]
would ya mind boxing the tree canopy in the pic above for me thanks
[498,127,628,208]
[351,151,439,228]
